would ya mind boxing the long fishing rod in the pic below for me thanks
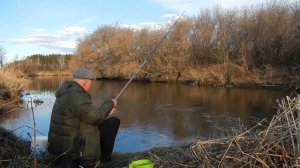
[115,11,185,100]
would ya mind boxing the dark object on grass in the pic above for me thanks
[0,88,11,100]
[33,99,44,105]
[295,87,300,95]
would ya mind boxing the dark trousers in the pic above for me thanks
[99,117,120,163]
[54,117,120,167]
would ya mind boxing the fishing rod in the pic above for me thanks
[115,11,186,100]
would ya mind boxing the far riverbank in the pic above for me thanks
[30,69,298,92]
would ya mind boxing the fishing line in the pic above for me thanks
[115,11,186,100]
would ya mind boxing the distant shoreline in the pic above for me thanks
[30,70,296,92]
[31,70,72,77]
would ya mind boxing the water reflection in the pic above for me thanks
[28,76,69,90]
[0,76,288,153]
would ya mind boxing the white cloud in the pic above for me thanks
[41,41,77,52]
[152,0,206,14]
[57,26,87,39]
[161,13,178,19]
[122,22,165,30]
[122,12,187,31]
[3,26,87,52]
[152,0,296,14]
[79,18,95,24]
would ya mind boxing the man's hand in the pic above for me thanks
[108,108,118,117]
[112,99,117,107]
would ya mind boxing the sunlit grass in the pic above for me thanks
[0,67,29,113]
[0,67,29,96]
[36,70,72,77]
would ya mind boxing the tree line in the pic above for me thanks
[11,54,72,75]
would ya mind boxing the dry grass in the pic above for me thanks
[177,64,298,87]
[180,64,258,86]
[0,127,31,168]
[0,67,29,113]
[36,70,72,77]
[0,67,29,96]
[190,95,300,167]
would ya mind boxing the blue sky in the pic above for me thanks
[0,0,291,63]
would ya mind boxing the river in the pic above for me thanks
[0,76,288,153]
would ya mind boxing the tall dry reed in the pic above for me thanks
[0,67,29,113]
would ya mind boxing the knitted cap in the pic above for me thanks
[73,68,96,80]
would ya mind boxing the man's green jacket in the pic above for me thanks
[47,80,114,160]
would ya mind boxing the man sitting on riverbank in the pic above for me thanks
[47,68,120,168]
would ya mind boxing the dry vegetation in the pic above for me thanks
[0,67,29,114]
[71,1,300,87]
[188,95,300,168]
[0,127,31,167]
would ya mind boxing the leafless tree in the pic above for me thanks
[58,56,65,69]
[0,46,6,68]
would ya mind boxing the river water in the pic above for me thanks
[0,76,288,153]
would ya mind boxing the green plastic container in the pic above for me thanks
[129,159,154,168]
